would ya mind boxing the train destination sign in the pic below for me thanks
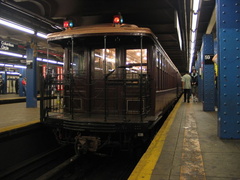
[0,41,18,51]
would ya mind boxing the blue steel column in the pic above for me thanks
[26,43,37,108]
[202,34,215,111]
[217,0,240,139]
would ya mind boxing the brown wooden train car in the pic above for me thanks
[41,22,182,153]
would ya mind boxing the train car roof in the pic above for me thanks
[47,23,180,73]
[47,23,157,41]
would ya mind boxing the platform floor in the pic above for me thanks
[129,97,240,180]
[0,95,40,132]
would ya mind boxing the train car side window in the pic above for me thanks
[94,48,116,79]
[126,49,147,79]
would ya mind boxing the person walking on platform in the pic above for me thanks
[15,78,19,94]
[191,69,198,102]
[182,71,191,103]
[0,79,3,94]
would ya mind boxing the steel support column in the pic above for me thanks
[217,0,240,138]
[202,34,215,111]
[26,44,37,108]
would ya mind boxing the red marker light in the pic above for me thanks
[113,14,123,25]
[63,21,69,28]
[63,20,74,29]
[113,16,120,24]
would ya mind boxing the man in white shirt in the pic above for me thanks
[182,71,192,103]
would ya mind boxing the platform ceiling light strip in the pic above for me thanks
[0,17,47,39]
[0,50,23,58]
[37,32,47,39]
[0,18,34,34]
[175,11,182,51]
[14,65,27,69]
[189,0,201,72]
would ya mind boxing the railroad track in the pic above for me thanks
[0,123,148,179]
[0,145,75,180]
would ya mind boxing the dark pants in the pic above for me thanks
[184,89,191,102]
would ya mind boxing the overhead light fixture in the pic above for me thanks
[189,0,201,72]
[0,50,23,58]
[4,64,13,67]
[14,65,27,69]
[191,13,198,32]
[0,18,34,34]
[175,11,183,51]
[7,72,21,75]
[193,0,201,13]
[37,58,43,61]
[37,32,47,39]
[57,62,64,65]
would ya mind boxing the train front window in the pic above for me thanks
[126,49,147,78]
[72,50,85,75]
[94,48,116,79]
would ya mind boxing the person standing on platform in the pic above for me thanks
[15,78,19,94]
[191,69,198,102]
[21,77,27,96]
[0,79,3,94]
[212,54,218,88]
[182,71,192,103]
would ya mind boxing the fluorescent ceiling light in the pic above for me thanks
[0,18,34,34]
[42,59,58,64]
[5,64,13,67]
[193,0,200,13]
[192,13,198,31]
[37,32,47,39]
[14,65,27,69]
[0,50,23,58]
[7,72,20,75]
[191,32,197,42]
[37,58,43,61]
[175,11,182,50]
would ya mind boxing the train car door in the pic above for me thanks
[91,48,118,114]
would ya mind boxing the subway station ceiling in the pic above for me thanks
[0,0,215,73]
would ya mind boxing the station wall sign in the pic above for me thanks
[0,41,18,51]
[204,54,214,65]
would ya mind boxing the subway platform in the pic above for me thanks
[0,94,40,132]
[129,96,240,180]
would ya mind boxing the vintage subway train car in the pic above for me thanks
[40,20,182,153]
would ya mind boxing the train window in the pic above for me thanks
[94,48,116,79]
[156,51,159,68]
[126,49,147,79]
[72,51,85,75]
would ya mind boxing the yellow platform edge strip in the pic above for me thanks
[0,120,40,133]
[128,96,183,180]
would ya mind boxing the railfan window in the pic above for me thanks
[94,48,116,79]
[126,49,147,79]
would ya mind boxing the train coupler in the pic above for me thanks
[75,135,101,154]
